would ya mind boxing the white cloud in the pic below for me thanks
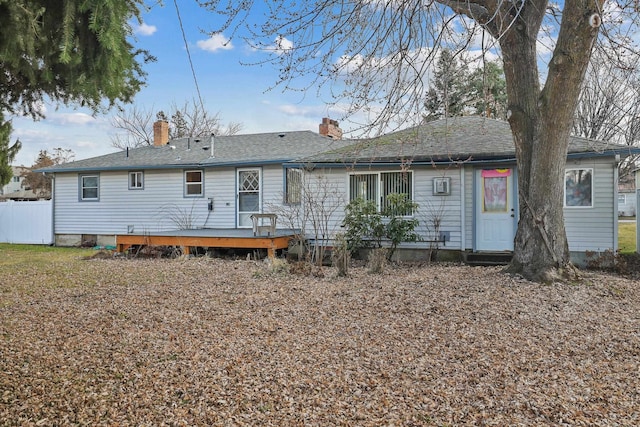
[134,22,157,36]
[197,34,233,52]
[268,35,294,55]
[51,113,98,126]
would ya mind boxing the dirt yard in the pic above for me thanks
[1,257,639,426]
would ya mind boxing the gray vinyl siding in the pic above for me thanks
[564,158,617,252]
[463,166,474,250]
[54,170,211,235]
[304,166,464,250]
[301,168,348,238]
[204,166,236,228]
[262,165,286,209]
[54,165,300,235]
[412,167,463,250]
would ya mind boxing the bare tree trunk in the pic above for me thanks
[498,0,603,282]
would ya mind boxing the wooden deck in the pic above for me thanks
[115,228,297,257]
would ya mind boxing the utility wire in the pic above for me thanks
[173,0,206,113]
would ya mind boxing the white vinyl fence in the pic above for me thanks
[0,200,53,244]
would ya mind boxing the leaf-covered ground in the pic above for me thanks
[1,257,639,426]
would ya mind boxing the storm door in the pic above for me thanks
[237,168,261,227]
[475,168,517,251]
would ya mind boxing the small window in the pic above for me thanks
[12,176,20,182]
[618,194,626,204]
[565,168,593,207]
[184,170,203,197]
[80,174,99,201]
[129,171,144,190]
[285,168,303,205]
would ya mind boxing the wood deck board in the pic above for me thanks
[115,228,296,257]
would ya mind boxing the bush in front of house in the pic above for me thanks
[342,193,420,261]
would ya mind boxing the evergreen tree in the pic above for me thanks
[424,53,507,121]
[0,115,21,187]
[423,50,469,121]
[467,61,508,120]
[0,0,150,118]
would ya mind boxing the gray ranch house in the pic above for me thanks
[290,116,639,264]
[41,116,638,263]
[39,118,349,250]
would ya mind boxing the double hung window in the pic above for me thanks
[80,174,99,201]
[185,170,203,197]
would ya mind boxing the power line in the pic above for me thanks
[173,0,206,112]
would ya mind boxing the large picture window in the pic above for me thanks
[565,168,593,207]
[184,170,203,197]
[349,171,413,215]
[80,174,99,201]
[285,168,303,205]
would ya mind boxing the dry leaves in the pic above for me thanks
[1,257,639,426]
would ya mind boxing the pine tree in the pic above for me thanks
[0,115,21,187]
[0,0,150,118]
[423,50,469,121]
[467,61,508,119]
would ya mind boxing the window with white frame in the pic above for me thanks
[184,170,203,196]
[565,168,593,207]
[80,174,99,201]
[618,194,626,205]
[129,171,144,190]
[349,171,413,215]
[285,168,303,205]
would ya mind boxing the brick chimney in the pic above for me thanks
[319,117,342,139]
[153,120,169,146]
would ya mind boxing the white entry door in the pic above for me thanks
[475,168,517,251]
[237,168,261,228]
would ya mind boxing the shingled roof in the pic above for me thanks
[298,116,639,165]
[39,130,350,173]
[38,116,639,173]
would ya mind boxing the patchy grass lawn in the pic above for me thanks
[1,248,639,425]
[619,221,637,254]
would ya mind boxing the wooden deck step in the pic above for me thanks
[465,252,513,266]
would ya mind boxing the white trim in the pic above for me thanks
[564,168,594,208]
[347,170,414,214]
[237,167,262,228]
[460,167,465,250]
[128,171,144,190]
[184,170,204,197]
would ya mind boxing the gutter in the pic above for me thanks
[36,158,294,174]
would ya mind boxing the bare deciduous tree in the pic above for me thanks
[573,47,640,182]
[21,148,75,198]
[201,0,640,282]
[267,171,344,265]
[111,98,242,149]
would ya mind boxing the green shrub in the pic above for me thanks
[342,193,420,261]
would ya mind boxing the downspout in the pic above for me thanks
[48,173,55,246]
[636,168,639,254]
[613,155,620,251]
[459,166,465,251]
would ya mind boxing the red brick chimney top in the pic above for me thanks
[319,117,342,139]
[153,120,169,146]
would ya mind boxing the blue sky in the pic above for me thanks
[10,1,342,166]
